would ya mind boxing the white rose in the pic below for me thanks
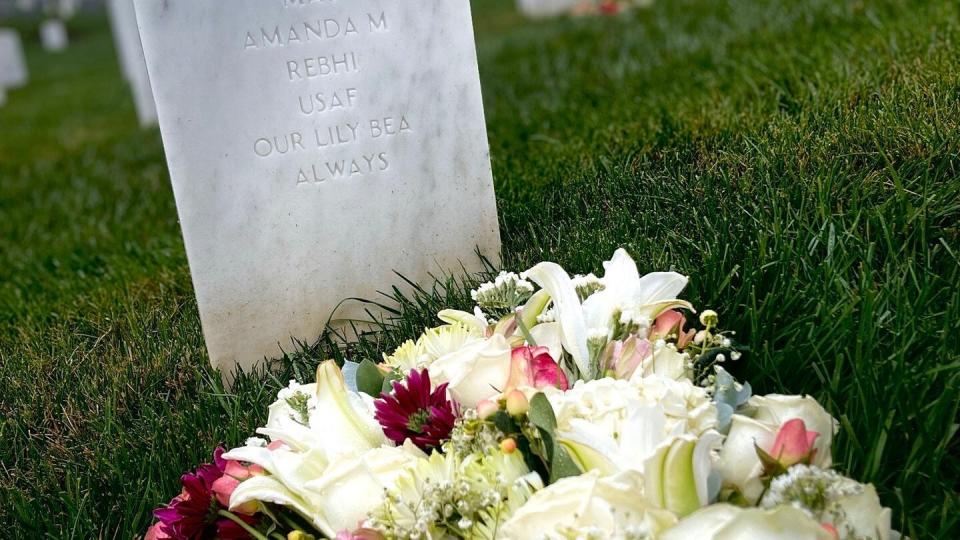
[501,470,677,539]
[717,414,775,503]
[428,334,512,407]
[719,394,837,504]
[827,483,892,540]
[661,504,833,540]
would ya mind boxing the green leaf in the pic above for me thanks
[525,394,582,483]
[356,359,385,397]
[381,369,402,394]
[490,410,518,436]
[527,393,557,432]
[549,444,582,483]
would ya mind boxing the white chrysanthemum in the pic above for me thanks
[420,322,484,360]
[382,339,429,372]
[370,450,541,538]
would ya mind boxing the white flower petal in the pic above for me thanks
[523,261,590,375]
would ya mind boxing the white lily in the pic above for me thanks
[257,361,387,458]
[226,442,424,537]
[643,432,724,517]
[523,249,692,379]
[224,445,332,533]
[521,260,590,375]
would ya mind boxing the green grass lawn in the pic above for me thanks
[1,0,958,537]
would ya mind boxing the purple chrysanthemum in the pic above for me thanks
[374,369,459,451]
[152,448,256,540]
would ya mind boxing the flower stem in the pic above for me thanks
[217,510,269,540]
[514,308,538,347]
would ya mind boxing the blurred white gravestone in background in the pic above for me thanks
[16,0,38,12]
[0,29,29,88]
[133,0,501,376]
[106,0,157,126]
[517,0,581,18]
[40,19,68,51]
[55,0,79,18]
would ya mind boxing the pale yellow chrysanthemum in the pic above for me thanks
[382,338,429,372]
[420,322,484,361]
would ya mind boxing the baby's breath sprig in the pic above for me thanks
[471,272,535,316]
[682,309,743,386]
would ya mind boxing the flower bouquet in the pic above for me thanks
[147,250,894,540]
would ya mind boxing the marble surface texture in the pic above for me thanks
[0,29,28,88]
[133,0,501,376]
[107,0,157,126]
[40,20,69,51]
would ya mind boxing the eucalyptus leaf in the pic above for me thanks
[381,370,402,394]
[528,393,558,432]
[356,359,385,397]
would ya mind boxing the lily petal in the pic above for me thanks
[523,261,590,376]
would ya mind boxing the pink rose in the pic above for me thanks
[211,459,265,513]
[506,346,569,391]
[770,418,819,467]
[650,310,696,349]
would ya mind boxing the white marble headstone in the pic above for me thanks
[133,0,501,375]
[40,19,68,52]
[107,0,157,126]
[0,29,28,88]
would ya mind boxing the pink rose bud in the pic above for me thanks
[500,438,518,454]
[821,523,840,539]
[506,346,569,391]
[505,390,530,417]
[145,523,171,540]
[476,399,500,420]
[211,474,239,508]
[651,310,696,349]
[224,459,265,480]
[770,418,819,467]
